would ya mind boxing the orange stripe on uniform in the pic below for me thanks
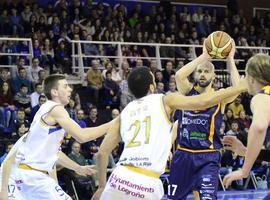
[209,103,221,149]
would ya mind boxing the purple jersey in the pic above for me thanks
[177,87,224,150]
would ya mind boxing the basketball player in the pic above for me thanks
[168,40,241,200]
[0,134,95,200]
[91,66,247,200]
[10,74,113,200]
[223,54,270,188]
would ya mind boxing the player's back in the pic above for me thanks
[118,94,173,175]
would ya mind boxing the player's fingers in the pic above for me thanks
[223,146,233,151]
[223,175,232,188]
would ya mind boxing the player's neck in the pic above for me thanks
[195,85,212,94]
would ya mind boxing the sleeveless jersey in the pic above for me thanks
[177,87,223,150]
[118,94,173,174]
[16,100,65,172]
[259,86,270,149]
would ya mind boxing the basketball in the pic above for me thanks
[205,31,232,59]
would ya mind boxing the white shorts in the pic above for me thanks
[15,168,72,200]
[0,168,24,200]
[101,166,164,200]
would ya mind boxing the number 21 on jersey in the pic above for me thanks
[127,116,151,148]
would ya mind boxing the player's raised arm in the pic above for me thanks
[165,80,247,111]
[175,41,211,94]
[92,119,121,200]
[222,39,242,105]
[50,106,113,143]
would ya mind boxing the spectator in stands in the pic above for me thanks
[85,106,103,128]
[10,8,24,35]
[75,109,87,129]
[160,37,175,61]
[37,69,47,84]
[58,141,94,199]
[102,70,120,109]
[0,142,14,165]
[0,68,10,88]
[54,41,71,73]
[0,9,11,35]
[228,95,245,118]
[237,110,250,132]
[41,38,55,72]
[0,82,15,130]
[155,70,165,85]
[11,57,26,79]
[30,82,44,108]
[14,84,31,115]
[86,60,103,104]
[28,57,43,84]
[102,61,122,84]
[32,39,42,61]
[196,14,211,37]
[11,67,33,94]
[224,108,235,132]
[66,98,77,120]
[156,81,165,94]
[31,94,46,121]
[162,60,175,85]
[9,108,30,138]
[166,81,177,94]
[21,4,32,24]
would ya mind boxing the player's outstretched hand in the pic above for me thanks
[202,40,212,60]
[76,165,96,177]
[223,169,246,188]
[222,136,246,157]
[227,39,236,61]
[91,187,104,200]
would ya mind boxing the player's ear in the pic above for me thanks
[149,84,155,93]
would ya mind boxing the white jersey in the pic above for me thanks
[16,100,65,172]
[0,134,27,200]
[118,94,173,175]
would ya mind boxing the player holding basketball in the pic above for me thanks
[223,54,270,188]
[91,65,247,200]
[168,38,241,200]
[6,74,114,200]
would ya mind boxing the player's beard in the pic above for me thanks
[195,79,212,88]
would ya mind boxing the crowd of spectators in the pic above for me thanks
[0,0,270,197]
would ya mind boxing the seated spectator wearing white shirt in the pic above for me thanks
[30,82,44,108]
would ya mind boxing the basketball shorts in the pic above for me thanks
[100,165,164,200]
[15,167,72,200]
[168,150,221,200]
[0,168,24,200]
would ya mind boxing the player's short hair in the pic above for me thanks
[128,66,153,98]
[246,53,270,85]
[43,74,65,100]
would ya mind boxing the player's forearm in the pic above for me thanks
[203,86,245,108]
[176,54,206,83]
[81,122,111,143]
[227,58,240,86]
[96,151,109,188]
[57,151,81,172]
[241,125,267,177]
